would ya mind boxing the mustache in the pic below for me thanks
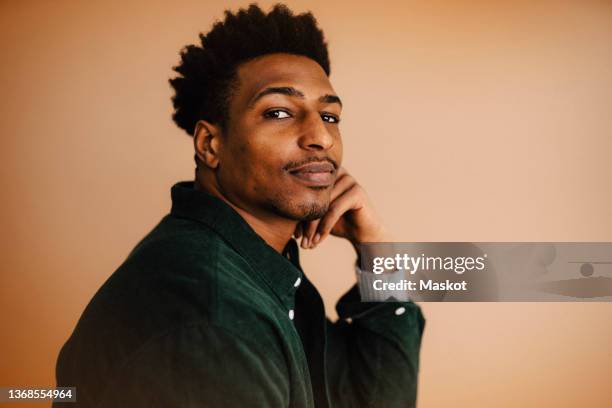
[283,156,339,172]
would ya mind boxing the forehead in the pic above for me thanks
[233,53,335,105]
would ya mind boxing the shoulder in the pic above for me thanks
[77,214,273,336]
[57,214,286,391]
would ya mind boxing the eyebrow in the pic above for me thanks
[248,86,342,108]
[320,94,342,107]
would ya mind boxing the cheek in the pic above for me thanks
[334,135,343,163]
[226,138,283,181]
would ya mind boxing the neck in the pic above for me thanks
[194,173,296,253]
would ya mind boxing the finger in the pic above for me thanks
[304,219,321,248]
[293,222,303,239]
[331,173,355,201]
[310,174,356,246]
[307,175,352,247]
[307,175,354,247]
[318,185,362,242]
[300,221,315,248]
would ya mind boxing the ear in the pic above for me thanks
[193,120,222,169]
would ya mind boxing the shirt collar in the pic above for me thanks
[170,181,303,309]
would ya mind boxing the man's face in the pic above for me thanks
[215,53,343,221]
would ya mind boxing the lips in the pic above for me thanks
[287,161,336,187]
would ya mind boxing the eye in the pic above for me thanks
[263,109,292,120]
[321,113,340,124]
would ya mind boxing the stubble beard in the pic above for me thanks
[268,188,330,221]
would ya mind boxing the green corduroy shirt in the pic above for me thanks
[54,181,425,407]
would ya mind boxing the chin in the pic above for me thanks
[269,194,329,221]
[293,191,331,221]
[298,205,328,221]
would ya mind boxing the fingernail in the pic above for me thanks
[313,233,321,244]
[302,237,309,248]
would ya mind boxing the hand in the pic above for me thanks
[294,167,391,250]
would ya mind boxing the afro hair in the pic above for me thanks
[169,3,330,136]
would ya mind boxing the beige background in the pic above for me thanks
[1,0,612,407]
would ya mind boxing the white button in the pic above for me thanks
[288,309,295,320]
[395,307,406,316]
[294,277,301,287]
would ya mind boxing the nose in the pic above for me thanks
[297,112,334,151]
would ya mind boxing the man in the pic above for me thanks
[55,4,425,407]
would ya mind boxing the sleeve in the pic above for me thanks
[355,266,412,302]
[95,322,290,408]
[325,270,425,408]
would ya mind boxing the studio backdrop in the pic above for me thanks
[1,1,611,407]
